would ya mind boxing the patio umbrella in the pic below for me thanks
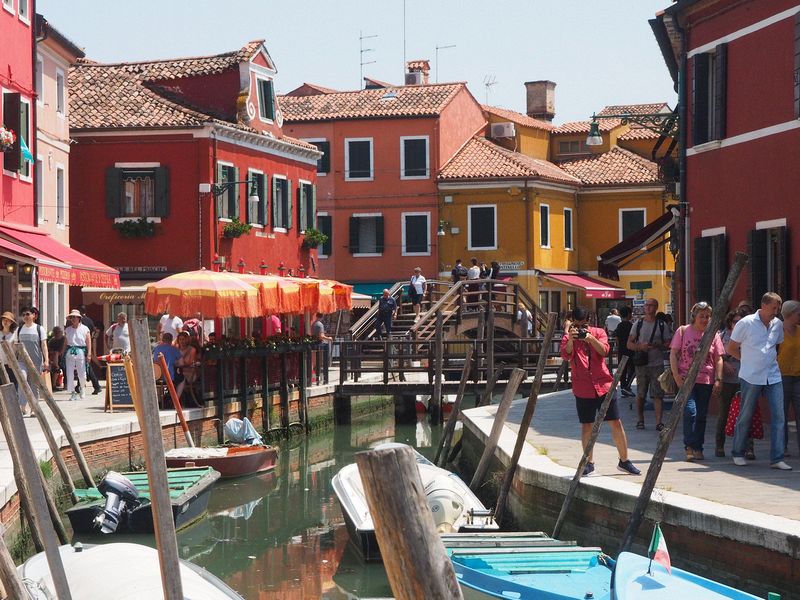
[232,273,302,315]
[315,279,353,312]
[145,269,260,318]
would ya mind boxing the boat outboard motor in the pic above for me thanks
[93,471,140,534]
[424,475,465,533]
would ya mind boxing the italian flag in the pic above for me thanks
[648,523,671,574]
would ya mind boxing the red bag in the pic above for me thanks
[725,392,764,439]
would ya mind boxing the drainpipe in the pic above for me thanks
[523,179,532,276]
[674,14,690,324]
[211,129,219,261]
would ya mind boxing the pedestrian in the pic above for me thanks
[153,333,181,381]
[182,312,204,342]
[560,306,641,476]
[605,309,621,336]
[615,306,635,397]
[726,292,790,470]
[716,307,754,458]
[78,305,101,395]
[47,326,66,390]
[0,312,17,389]
[516,302,533,337]
[409,267,426,321]
[669,302,724,461]
[157,311,184,340]
[778,300,800,457]
[451,259,467,284]
[174,331,200,406]
[627,298,671,430]
[312,312,333,382]
[15,307,48,415]
[375,289,397,339]
[466,258,481,310]
[65,309,92,401]
[105,312,130,353]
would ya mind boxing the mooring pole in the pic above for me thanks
[434,345,474,466]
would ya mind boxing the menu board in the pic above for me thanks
[105,363,134,412]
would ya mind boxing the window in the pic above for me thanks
[345,138,373,180]
[298,181,316,232]
[18,0,29,22]
[558,140,588,155]
[540,204,550,247]
[105,165,169,218]
[56,166,65,225]
[56,69,66,115]
[619,209,645,242]
[216,163,238,219]
[2,0,13,14]
[747,226,788,305]
[400,136,429,179]
[692,44,727,145]
[317,214,332,257]
[307,140,330,175]
[246,170,267,225]
[3,93,31,177]
[468,205,497,250]
[564,208,573,250]
[402,212,430,255]
[272,176,291,229]
[36,56,43,103]
[349,214,384,255]
[694,234,726,304]
[257,79,275,121]
[35,158,43,222]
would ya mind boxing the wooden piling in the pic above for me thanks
[434,345,474,466]
[0,521,27,600]
[356,445,463,600]
[619,252,748,554]
[470,367,526,491]
[495,313,557,524]
[432,310,444,425]
[478,362,505,407]
[486,304,495,385]
[279,353,290,430]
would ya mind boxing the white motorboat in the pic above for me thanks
[332,442,498,562]
[19,542,244,599]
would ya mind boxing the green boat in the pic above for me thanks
[66,467,220,534]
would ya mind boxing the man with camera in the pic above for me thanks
[561,306,640,476]
[627,298,671,430]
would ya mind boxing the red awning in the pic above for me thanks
[0,225,120,288]
[541,272,626,299]
[597,208,678,280]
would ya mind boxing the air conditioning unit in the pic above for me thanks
[490,122,516,138]
[405,71,423,85]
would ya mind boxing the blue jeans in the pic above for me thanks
[375,313,393,339]
[683,383,712,451]
[733,379,785,464]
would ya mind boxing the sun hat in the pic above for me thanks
[67,309,82,318]
[0,311,15,323]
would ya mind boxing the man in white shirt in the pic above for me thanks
[105,312,131,353]
[605,309,621,335]
[726,292,790,470]
[467,257,481,280]
[158,313,183,341]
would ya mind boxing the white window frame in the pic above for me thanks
[317,211,330,258]
[344,137,374,181]
[619,208,646,242]
[255,77,274,123]
[2,0,14,16]
[401,211,431,256]
[215,159,236,221]
[55,67,66,117]
[303,138,329,176]
[564,207,573,251]
[272,174,288,233]
[17,0,29,24]
[352,211,382,257]
[400,135,430,180]
[36,55,43,105]
[35,155,43,223]
[539,203,550,248]
[55,163,65,228]
[298,178,315,233]
[246,168,265,227]
[467,204,498,251]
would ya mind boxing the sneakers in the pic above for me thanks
[770,461,792,471]
[617,460,641,475]
[685,447,695,462]
[745,450,756,461]
[732,456,747,466]
[620,388,635,398]
[69,392,78,402]
[693,450,705,461]
[80,392,86,400]
[582,462,595,476]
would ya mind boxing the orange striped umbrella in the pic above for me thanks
[233,273,302,315]
[317,279,353,312]
[145,269,260,317]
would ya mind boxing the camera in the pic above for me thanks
[577,328,588,339]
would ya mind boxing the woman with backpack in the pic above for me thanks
[16,307,48,416]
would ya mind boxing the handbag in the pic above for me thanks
[724,392,765,439]
[632,319,660,366]
[657,367,678,395]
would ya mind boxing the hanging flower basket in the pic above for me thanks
[0,127,15,152]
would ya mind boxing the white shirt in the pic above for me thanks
[467,265,480,280]
[159,315,183,340]
[605,314,621,333]
[106,322,130,352]
[410,275,426,295]
[730,311,784,385]
[66,324,91,347]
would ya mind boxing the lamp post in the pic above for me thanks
[212,254,226,272]
[259,260,269,275]
[277,262,286,277]
[206,177,259,271]
[237,258,246,274]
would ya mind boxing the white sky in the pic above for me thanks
[38,0,677,123]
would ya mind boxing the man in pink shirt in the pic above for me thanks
[561,306,640,476]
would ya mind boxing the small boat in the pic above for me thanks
[66,466,220,534]
[612,551,763,599]
[165,444,278,478]
[19,542,244,599]
[332,442,498,562]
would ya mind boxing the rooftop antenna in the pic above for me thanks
[402,0,407,78]
[435,44,456,83]
[360,31,378,89]
[483,75,498,104]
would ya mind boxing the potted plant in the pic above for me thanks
[0,127,16,152]
[222,217,252,238]
[113,217,158,238]
[302,227,328,249]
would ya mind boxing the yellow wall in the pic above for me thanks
[618,136,678,160]
[486,115,550,160]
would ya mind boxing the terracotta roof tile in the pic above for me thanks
[552,119,622,135]
[482,105,553,131]
[597,102,671,116]
[557,147,660,186]
[618,128,663,141]
[438,137,580,184]
[406,60,430,72]
[284,82,339,97]
[279,84,465,122]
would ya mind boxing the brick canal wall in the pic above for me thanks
[460,426,799,599]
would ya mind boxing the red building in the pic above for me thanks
[280,61,486,293]
[653,0,799,316]
[68,41,320,319]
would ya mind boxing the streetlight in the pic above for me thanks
[586,117,603,146]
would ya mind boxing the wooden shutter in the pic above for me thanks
[692,53,710,146]
[272,177,280,227]
[713,44,727,140]
[286,179,293,229]
[258,173,268,226]
[711,233,728,300]
[154,167,169,217]
[747,228,768,306]
[310,185,317,230]
[795,13,800,118]
[265,81,275,120]
[349,216,360,253]
[375,216,385,253]
[694,236,712,303]
[215,163,224,218]
[105,167,121,218]
[229,167,240,219]
[298,184,307,232]
[3,93,20,172]
[775,226,789,299]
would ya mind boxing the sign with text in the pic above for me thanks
[105,363,134,412]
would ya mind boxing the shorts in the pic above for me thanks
[409,291,421,305]
[575,393,620,424]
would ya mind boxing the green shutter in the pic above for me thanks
[105,167,121,218]
[349,216,359,253]
[713,44,727,140]
[692,53,710,145]
[298,184,307,232]
[265,81,275,120]
[775,226,789,300]
[375,216,384,253]
[258,173,267,225]
[3,93,20,172]
[18,101,29,177]
[310,185,317,230]
[286,179,293,229]
[747,228,768,306]
[154,167,169,217]
[711,233,727,301]
[694,236,712,303]
[229,167,240,219]
[215,163,224,218]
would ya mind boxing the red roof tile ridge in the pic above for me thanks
[75,40,264,69]
[597,102,671,116]
[481,104,554,131]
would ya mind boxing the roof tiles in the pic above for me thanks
[557,147,660,186]
[597,102,670,116]
[552,119,622,135]
[482,105,553,131]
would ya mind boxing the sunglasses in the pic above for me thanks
[21,312,32,317]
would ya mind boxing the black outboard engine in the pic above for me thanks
[93,471,140,534]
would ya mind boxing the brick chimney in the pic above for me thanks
[406,60,430,85]
[525,80,556,122]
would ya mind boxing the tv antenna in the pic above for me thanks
[483,75,498,104]
[435,44,456,83]
[360,31,378,89]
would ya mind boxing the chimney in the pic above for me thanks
[405,60,430,85]
[525,80,556,122]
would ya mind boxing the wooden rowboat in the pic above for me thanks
[165,445,278,478]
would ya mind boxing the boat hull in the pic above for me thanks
[165,445,277,478]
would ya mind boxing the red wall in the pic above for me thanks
[149,70,241,123]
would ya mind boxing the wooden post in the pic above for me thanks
[478,362,505,407]
[0,384,72,600]
[128,318,184,600]
[383,340,390,384]
[239,355,248,420]
[476,310,485,380]
[261,354,270,435]
[356,445,464,600]
[157,353,194,448]
[434,345,474,466]
[552,356,629,539]
[470,367,526,491]
[1,341,78,504]
[619,252,748,554]
[432,310,444,425]
[0,521,27,600]
[215,357,225,444]
[495,313,557,524]
[486,304,495,387]
[299,349,309,431]
[280,353,289,430]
